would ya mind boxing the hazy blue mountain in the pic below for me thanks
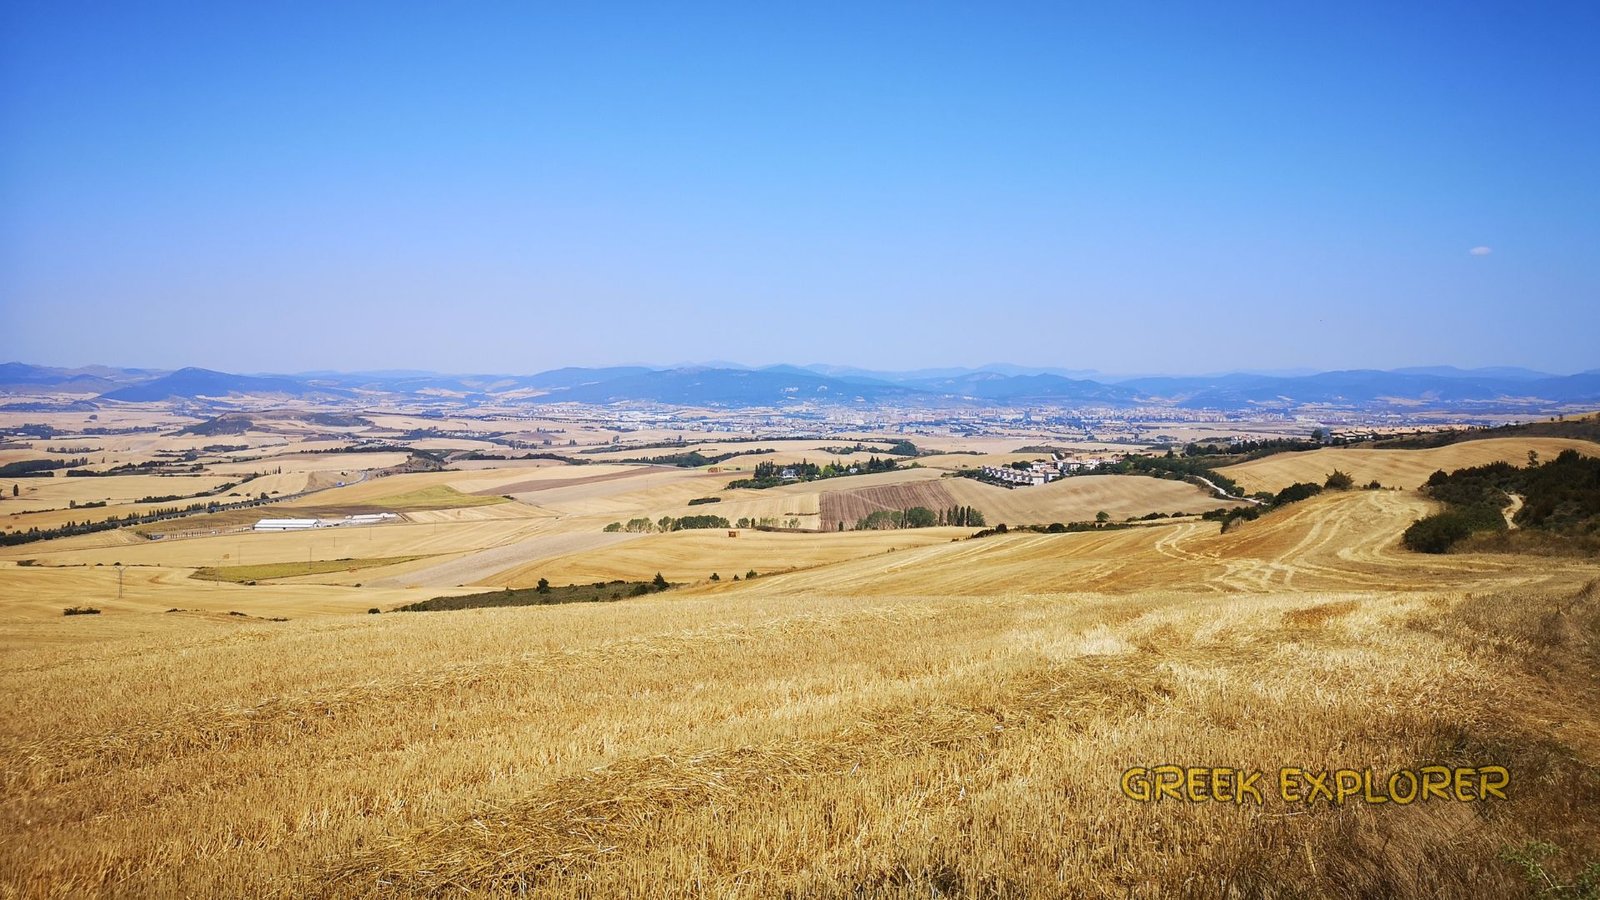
[1123,369,1600,408]
[798,364,979,383]
[799,363,1105,383]
[1392,365,1555,380]
[542,367,925,405]
[909,372,1138,403]
[972,363,1105,379]
[509,366,656,389]
[0,362,154,393]
[1525,372,1600,401]
[5,360,1590,409]
[99,368,340,401]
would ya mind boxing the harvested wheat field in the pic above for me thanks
[3,485,1598,898]
[1220,437,1599,494]
[818,480,959,530]
[814,471,1237,533]
[0,560,470,620]
[491,526,970,587]
[942,473,1243,525]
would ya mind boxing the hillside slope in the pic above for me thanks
[1218,437,1598,494]
[3,490,1596,896]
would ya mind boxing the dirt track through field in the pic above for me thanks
[734,489,1573,599]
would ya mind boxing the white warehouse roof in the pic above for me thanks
[254,518,321,529]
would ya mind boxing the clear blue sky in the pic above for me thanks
[3,2,1597,375]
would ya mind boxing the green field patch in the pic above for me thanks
[191,555,432,583]
[363,485,512,510]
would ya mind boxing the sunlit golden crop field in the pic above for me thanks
[3,411,1598,898]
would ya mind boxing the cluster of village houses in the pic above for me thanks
[978,454,1120,487]
[252,513,400,532]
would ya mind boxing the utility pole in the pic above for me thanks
[116,563,123,600]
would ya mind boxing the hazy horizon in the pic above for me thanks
[4,4,1598,374]
[5,357,1595,381]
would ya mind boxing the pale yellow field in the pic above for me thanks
[207,452,411,477]
[1,487,1595,897]
[0,561,469,621]
[939,473,1242,525]
[500,468,724,519]
[228,470,314,497]
[5,411,1600,898]
[2,473,241,513]
[491,526,972,587]
[1220,437,1599,493]
[0,514,546,571]
[733,489,1574,599]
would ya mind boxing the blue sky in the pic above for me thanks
[3,2,1597,375]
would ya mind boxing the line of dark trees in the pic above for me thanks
[852,505,984,530]
[727,456,900,490]
[1181,437,1342,459]
[605,514,732,532]
[618,448,774,468]
[0,458,88,478]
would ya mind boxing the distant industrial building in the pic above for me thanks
[253,513,400,532]
[252,518,322,531]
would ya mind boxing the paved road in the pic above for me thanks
[1191,475,1264,505]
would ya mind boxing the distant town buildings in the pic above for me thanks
[978,454,1121,487]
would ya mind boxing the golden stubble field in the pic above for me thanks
[2,482,1599,897]
[1218,437,1598,494]
[3,409,1599,897]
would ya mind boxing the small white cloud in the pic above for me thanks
[1469,246,1493,256]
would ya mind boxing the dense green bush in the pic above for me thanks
[1403,513,1479,553]
[1273,482,1324,505]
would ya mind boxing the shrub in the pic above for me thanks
[63,606,101,616]
[1404,516,1465,553]
[368,608,381,614]
[1325,469,1354,490]
[1274,482,1323,505]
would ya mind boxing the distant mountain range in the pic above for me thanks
[1,361,1598,412]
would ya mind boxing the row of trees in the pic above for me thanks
[727,456,902,490]
[604,514,732,533]
[851,505,985,530]
[0,457,88,478]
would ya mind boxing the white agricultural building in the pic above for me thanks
[252,518,322,531]
[252,512,401,532]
